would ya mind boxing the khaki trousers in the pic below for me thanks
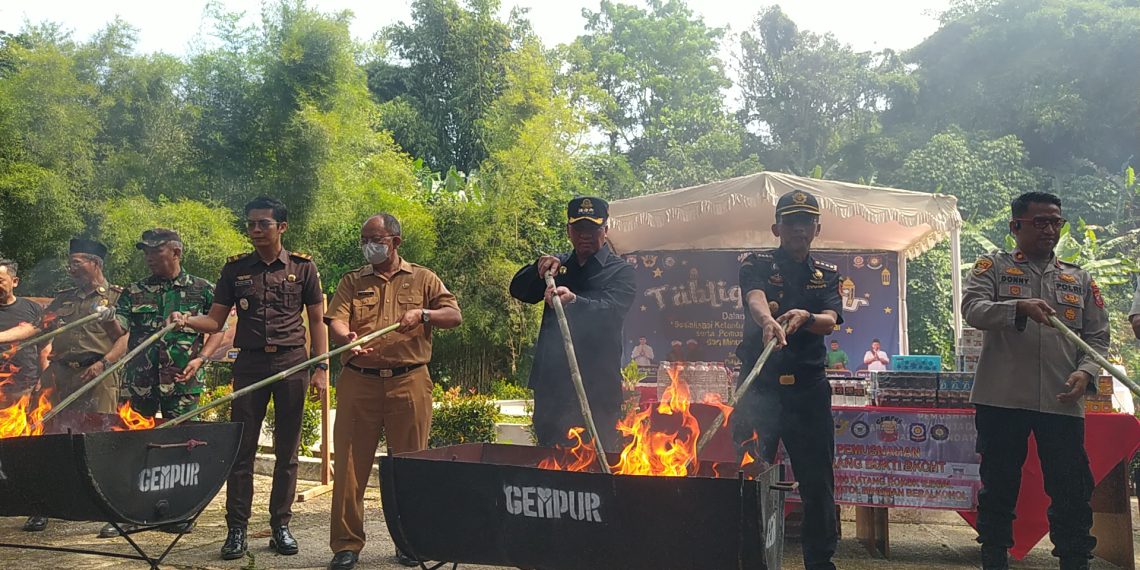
[329,365,432,554]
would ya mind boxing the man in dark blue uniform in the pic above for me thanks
[732,190,842,570]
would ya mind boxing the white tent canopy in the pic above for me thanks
[606,171,965,354]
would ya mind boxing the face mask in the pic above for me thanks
[362,242,389,264]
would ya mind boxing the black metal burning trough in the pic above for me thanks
[381,443,789,570]
[0,410,241,568]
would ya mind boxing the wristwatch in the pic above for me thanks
[315,362,329,371]
[421,308,430,323]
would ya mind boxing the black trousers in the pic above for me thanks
[225,350,308,528]
[532,383,621,454]
[974,404,1095,560]
[732,375,837,570]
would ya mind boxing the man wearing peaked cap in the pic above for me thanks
[732,188,842,570]
[510,196,635,452]
[25,238,124,534]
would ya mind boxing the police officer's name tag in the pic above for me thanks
[234,279,253,286]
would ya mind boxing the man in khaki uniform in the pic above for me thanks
[325,213,462,570]
[42,239,123,414]
[963,191,1109,570]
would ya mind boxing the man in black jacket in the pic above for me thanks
[510,197,635,450]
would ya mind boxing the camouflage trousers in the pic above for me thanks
[129,391,201,418]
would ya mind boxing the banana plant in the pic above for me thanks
[966,220,1139,285]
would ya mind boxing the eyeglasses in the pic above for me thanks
[245,219,279,230]
[360,236,395,245]
[1013,217,1067,230]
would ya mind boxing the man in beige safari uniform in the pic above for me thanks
[963,191,1109,570]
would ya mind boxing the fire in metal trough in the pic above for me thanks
[381,443,789,570]
[0,410,242,568]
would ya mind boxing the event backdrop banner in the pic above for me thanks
[623,250,900,372]
[782,407,982,510]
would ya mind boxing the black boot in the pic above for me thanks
[329,550,359,570]
[981,546,1009,570]
[22,516,47,532]
[396,548,420,567]
[269,525,299,555]
[220,526,248,560]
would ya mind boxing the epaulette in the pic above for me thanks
[813,259,838,272]
[753,251,774,260]
[289,251,313,262]
[226,252,248,263]
[109,284,124,293]
[1057,258,1080,268]
[55,287,77,295]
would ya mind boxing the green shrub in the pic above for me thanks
[198,384,232,422]
[489,378,532,400]
[263,386,335,458]
[429,387,498,447]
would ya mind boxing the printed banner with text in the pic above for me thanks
[783,408,981,510]
[623,250,901,372]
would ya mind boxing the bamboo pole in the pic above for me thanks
[1047,314,1140,398]
[40,321,179,424]
[686,326,788,474]
[160,323,400,428]
[544,271,612,474]
[5,308,109,356]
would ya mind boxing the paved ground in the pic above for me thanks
[0,476,1136,569]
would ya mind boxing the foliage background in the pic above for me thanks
[2,0,1140,390]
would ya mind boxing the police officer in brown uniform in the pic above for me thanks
[174,197,329,560]
[325,213,461,570]
[42,239,123,415]
[963,192,1109,570]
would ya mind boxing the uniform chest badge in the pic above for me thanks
[1064,307,1078,321]
[1062,293,1080,305]
[97,286,107,294]
[768,301,779,313]
[1008,285,1022,296]
[239,298,249,310]
[237,274,252,280]
[813,269,824,280]
[287,274,297,282]
[1005,267,1024,276]
[98,299,109,307]
[1059,274,1077,283]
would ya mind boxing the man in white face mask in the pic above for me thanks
[323,213,462,570]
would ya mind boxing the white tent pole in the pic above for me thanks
[950,227,964,357]
[898,253,909,355]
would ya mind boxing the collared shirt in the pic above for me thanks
[736,247,844,382]
[214,249,322,350]
[46,281,122,361]
[963,249,1109,417]
[115,270,214,396]
[509,244,636,404]
[327,259,459,368]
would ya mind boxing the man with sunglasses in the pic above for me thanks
[510,196,635,451]
[172,196,328,560]
[963,191,1109,570]
[730,190,842,570]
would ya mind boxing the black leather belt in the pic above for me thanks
[345,362,424,378]
[251,345,303,353]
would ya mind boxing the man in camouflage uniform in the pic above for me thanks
[105,229,222,420]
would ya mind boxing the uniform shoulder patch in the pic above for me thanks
[226,252,248,263]
[971,257,994,276]
[289,251,313,262]
[813,259,838,273]
[1090,279,1105,308]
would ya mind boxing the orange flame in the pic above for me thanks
[539,364,726,477]
[0,388,52,438]
[112,400,156,431]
